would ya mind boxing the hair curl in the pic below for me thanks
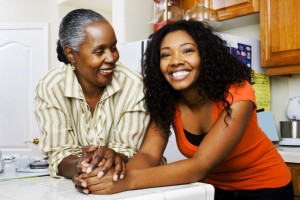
[56,8,107,64]
[142,20,253,137]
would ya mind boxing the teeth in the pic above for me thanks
[99,69,113,73]
[172,71,189,78]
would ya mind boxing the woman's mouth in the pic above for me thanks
[171,70,190,80]
[98,68,114,76]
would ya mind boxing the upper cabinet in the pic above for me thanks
[260,0,300,75]
[183,0,259,21]
[208,0,259,21]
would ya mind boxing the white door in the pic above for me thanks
[0,23,48,156]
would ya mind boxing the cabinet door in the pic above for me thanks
[287,163,300,198]
[182,0,259,20]
[260,0,300,75]
[209,0,259,20]
[0,24,48,156]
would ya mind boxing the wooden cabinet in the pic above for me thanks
[209,0,259,21]
[286,163,300,199]
[260,0,300,75]
[182,0,259,20]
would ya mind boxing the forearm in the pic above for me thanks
[126,152,162,170]
[58,155,80,179]
[125,158,205,190]
[126,120,167,171]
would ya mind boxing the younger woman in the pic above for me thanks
[81,20,294,200]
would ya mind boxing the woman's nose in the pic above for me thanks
[170,55,184,66]
[104,51,118,63]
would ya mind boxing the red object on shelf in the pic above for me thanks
[152,0,183,32]
[153,20,175,32]
[153,0,182,2]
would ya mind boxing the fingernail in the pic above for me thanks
[82,163,89,167]
[87,167,92,174]
[81,160,86,165]
[82,182,87,187]
[83,189,89,194]
[97,171,104,178]
[120,174,124,179]
[82,167,86,172]
[113,174,118,181]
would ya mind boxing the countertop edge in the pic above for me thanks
[277,150,300,164]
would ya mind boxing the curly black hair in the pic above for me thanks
[141,20,254,137]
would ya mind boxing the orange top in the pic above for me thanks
[173,82,291,190]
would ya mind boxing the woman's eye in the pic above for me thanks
[94,49,104,55]
[183,48,194,54]
[160,52,170,58]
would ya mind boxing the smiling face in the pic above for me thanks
[70,21,119,91]
[160,30,200,91]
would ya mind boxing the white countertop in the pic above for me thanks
[0,176,214,200]
[277,146,300,164]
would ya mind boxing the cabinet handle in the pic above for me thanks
[25,138,39,145]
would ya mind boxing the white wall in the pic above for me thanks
[112,0,153,42]
[0,0,59,69]
[0,0,154,69]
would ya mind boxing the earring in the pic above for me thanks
[71,64,75,70]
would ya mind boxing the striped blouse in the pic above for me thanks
[34,63,150,177]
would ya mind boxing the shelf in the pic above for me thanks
[215,13,259,32]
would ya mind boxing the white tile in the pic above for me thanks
[278,149,300,163]
[0,194,14,200]
[38,177,76,191]
[40,191,100,200]
[0,178,68,200]
[87,190,156,200]
[111,192,165,200]
[162,186,208,200]
[0,176,215,200]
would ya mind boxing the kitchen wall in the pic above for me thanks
[0,0,60,69]
[216,16,300,135]
[0,0,153,69]
[0,0,299,136]
[111,0,153,42]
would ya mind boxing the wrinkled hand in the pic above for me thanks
[72,145,98,194]
[79,145,99,173]
[81,146,126,181]
[79,168,128,194]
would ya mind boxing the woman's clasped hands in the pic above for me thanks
[72,145,127,194]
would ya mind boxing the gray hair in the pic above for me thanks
[56,9,108,64]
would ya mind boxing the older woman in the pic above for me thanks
[34,9,150,185]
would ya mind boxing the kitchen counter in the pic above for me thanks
[0,176,214,200]
[0,160,49,181]
[277,146,300,163]
[1,146,298,200]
